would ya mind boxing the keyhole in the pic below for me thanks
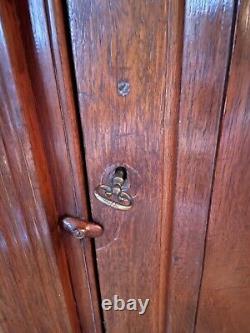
[114,166,127,181]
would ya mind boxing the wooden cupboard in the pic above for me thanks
[0,1,249,332]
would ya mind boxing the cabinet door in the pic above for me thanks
[67,0,235,332]
[0,1,102,332]
[196,1,250,332]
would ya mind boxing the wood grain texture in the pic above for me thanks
[67,0,183,332]
[0,1,77,331]
[196,1,250,331]
[166,1,235,332]
[159,1,184,332]
[16,0,103,331]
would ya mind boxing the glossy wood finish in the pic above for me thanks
[165,1,235,332]
[67,1,183,331]
[0,1,77,331]
[196,1,250,331]
[16,0,103,331]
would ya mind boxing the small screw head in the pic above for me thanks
[117,80,130,97]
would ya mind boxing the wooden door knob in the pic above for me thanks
[61,217,103,239]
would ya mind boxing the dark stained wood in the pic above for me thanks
[0,1,78,331]
[67,0,183,332]
[196,1,250,331]
[16,0,103,331]
[165,1,235,332]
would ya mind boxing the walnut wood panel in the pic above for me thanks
[0,1,78,331]
[166,1,235,332]
[196,1,250,331]
[16,0,103,332]
[67,1,183,332]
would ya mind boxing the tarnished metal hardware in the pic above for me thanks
[61,217,103,239]
[117,80,130,97]
[94,167,133,211]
